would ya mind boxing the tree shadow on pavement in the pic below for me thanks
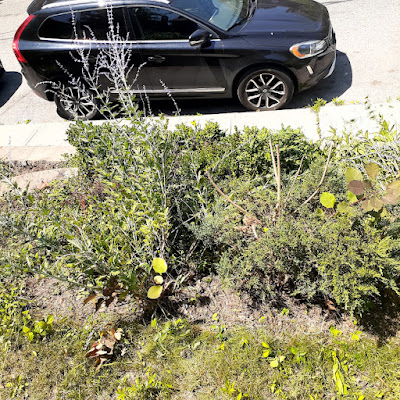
[148,50,352,116]
[0,71,23,108]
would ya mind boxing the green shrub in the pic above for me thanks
[196,155,400,314]
[3,114,399,315]
[329,113,400,183]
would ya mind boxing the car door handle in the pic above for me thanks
[147,55,165,64]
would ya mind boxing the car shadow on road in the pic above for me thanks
[148,50,352,116]
[287,50,352,109]
[0,71,23,108]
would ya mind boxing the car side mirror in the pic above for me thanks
[189,29,211,47]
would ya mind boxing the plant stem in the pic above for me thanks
[292,144,333,214]
[269,140,281,218]
[205,170,265,227]
[285,155,305,203]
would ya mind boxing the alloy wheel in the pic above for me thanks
[244,72,286,109]
[56,86,98,120]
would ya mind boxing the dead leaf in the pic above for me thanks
[95,298,104,312]
[86,327,122,369]
[83,293,97,304]
[114,330,122,341]
[325,298,336,312]
[348,180,364,196]
[105,296,115,307]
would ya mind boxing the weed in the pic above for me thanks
[308,98,327,137]
[22,314,54,342]
[221,378,249,399]
[5,374,28,399]
[308,98,327,113]
[332,97,345,106]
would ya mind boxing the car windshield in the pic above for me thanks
[170,0,249,30]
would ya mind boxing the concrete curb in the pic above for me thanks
[0,102,399,164]
[0,146,76,162]
[0,167,78,194]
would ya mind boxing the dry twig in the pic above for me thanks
[205,170,265,227]
[292,144,334,214]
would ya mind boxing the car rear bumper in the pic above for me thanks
[20,64,53,100]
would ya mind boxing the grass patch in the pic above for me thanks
[1,316,400,399]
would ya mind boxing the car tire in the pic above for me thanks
[237,68,294,111]
[55,86,99,120]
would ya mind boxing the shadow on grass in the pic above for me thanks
[359,294,400,346]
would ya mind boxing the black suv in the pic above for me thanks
[14,0,336,119]
[0,58,4,79]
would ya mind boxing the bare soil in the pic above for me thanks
[24,275,368,339]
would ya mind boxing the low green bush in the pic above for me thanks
[192,151,400,314]
[1,114,400,315]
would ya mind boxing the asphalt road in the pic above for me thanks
[0,0,399,124]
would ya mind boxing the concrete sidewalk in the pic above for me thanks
[1,101,399,163]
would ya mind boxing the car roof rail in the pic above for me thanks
[42,0,170,10]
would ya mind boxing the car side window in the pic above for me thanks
[128,7,199,40]
[76,8,128,40]
[39,12,74,39]
[39,8,129,41]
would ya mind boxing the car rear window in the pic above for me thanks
[39,12,74,39]
[39,8,129,41]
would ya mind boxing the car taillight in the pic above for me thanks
[13,15,35,64]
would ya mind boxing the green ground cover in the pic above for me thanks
[1,107,400,399]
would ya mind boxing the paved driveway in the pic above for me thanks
[0,0,399,124]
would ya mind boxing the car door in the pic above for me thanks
[125,5,227,96]
[36,7,151,92]
[74,7,152,94]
